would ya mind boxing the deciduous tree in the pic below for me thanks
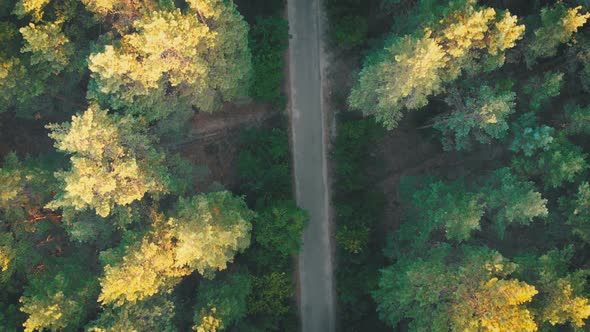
[525,4,590,66]
[192,272,252,331]
[46,107,169,217]
[87,0,252,121]
[98,192,253,306]
[374,245,538,331]
[349,0,524,128]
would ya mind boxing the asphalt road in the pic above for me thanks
[287,0,335,331]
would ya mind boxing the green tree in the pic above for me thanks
[0,153,58,234]
[374,245,538,331]
[247,272,293,318]
[330,15,368,49]
[396,177,484,250]
[19,256,99,332]
[563,103,590,136]
[516,247,590,329]
[522,71,564,111]
[510,113,555,157]
[98,192,253,306]
[480,168,548,239]
[435,81,516,151]
[565,182,590,243]
[249,16,289,105]
[525,4,590,66]
[253,201,307,258]
[349,0,524,128]
[0,56,44,114]
[46,107,169,217]
[237,128,291,204]
[512,136,588,188]
[87,295,177,332]
[192,272,252,331]
[395,169,547,252]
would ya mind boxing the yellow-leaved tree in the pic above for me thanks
[374,245,538,331]
[87,0,252,122]
[98,192,253,306]
[348,0,524,129]
[46,106,169,217]
[526,4,590,66]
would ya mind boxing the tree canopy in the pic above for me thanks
[348,0,525,128]
[46,107,169,217]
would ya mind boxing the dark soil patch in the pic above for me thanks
[0,112,54,159]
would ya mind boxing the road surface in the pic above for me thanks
[287,0,335,331]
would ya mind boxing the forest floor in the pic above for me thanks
[173,102,277,191]
[0,112,54,158]
[325,42,449,244]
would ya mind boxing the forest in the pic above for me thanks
[0,0,305,331]
[329,0,590,331]
[3,0,590,331]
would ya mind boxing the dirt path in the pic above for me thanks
[287,0,335,331]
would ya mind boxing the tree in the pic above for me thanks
[563,103,590,136]
[19,256,99,332]
[0,56,44,114]
[87,1,252,121]
[13,0,51,21]
[0,233,16,284]
[335,224,370,255]
[253,201,307,258]
[525,4,590,66]
[192,272,252,331]
[237,128,291,205]
[512,136,588,188]
[565,182,590,243]
[19,22,72,75]
[516,247,590,329]
[87,295,177,332]
[510,113,555,157]
[81,0,172,32]
[522,71,564,111]
[98,192,253,306]
[330,15,368,50]
[435,81,516,151]
[247,272,293,318]
[1,0,97,117]
[374,245,538,331]
[395,169,547,253]
[480,168,548,239]
[396,177,484,250]
[249,16,289,105]
[348,0,524,129]
[0,152,58,225]
[46,107,169,217]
